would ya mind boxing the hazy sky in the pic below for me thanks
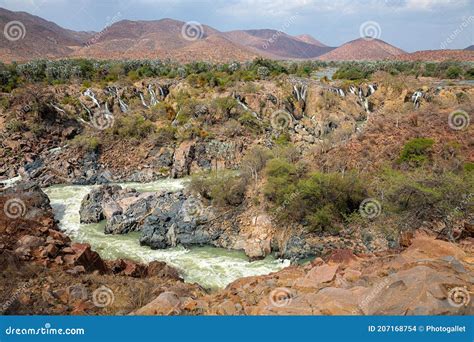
[0,0,472,51]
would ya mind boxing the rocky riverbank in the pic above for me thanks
[78,183,380,261]
[1,181,473,315]
[0,181,205,315]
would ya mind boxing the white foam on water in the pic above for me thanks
[43,179,289,289]
[1,175,22,188]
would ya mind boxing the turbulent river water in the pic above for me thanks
[42,179,289,290]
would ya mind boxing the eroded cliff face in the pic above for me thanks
[4,75,469,186]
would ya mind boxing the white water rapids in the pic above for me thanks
[40,178,289,289]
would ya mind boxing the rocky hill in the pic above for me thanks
[223,29,334,59]
[318,38,405,61]
[395,50,474,62]
[0,7,90,62]
[3,7,473,63]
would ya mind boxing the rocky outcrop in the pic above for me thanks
[79,185,218,249]
[171,233,474,316]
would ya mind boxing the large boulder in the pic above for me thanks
[79,185,122,223]
[139,192,217,249]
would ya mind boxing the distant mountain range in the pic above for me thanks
[1,7,473,63]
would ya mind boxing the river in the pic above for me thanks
[42,179,289,290]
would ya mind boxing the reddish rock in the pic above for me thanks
[328,249,357,264]
[133,291,181,315]
[146,261,181,279]
[294,264,339,288]
[44,244,58,257]
[63,243,107,274]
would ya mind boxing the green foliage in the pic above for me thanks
[333,65,366,80]
[152,125,176,146]
[263,159,367,233]
[465,68,474,80]
[5,118,27,133]
[211,96,237,119]
[263,158,298,204]
[190,171,247,207]
[238,112,261,132]
[445,65,462,79]
[273,132,291,146]
[70,135,101,152]
[398,138,434,166]
[379,168,473,224]
[111,114,155,139]
[1,59,472,92]
[464,162,474,173]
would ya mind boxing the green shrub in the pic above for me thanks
[264,163,367,233]
[211,97,237,118]
[5,118,27,133]
[71,135,101,152]
[465,68,474,80]
[111,114,155,139]
[238,112,261,132]
[464,162,474,172]
[333,66,366,80]
[446,66,462,79]
[190,171,247,207]
[398,138,434,166]
[307,204,338,233]
[263,158,298,207]
[380,168,473,225]
[152,126,176,145]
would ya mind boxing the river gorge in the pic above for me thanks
[42,179,289,290]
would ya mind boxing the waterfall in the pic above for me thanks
[84,89,100,108]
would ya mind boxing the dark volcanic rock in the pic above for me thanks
[139,192,217,249]
[79,185,217,248]
[79,185,122,223]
